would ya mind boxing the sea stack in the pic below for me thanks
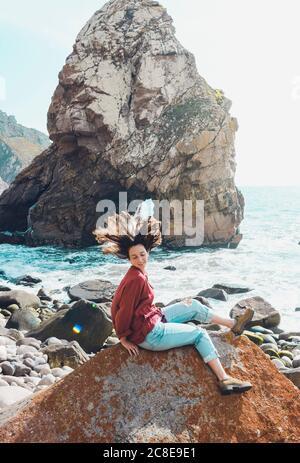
[0,0,244,248]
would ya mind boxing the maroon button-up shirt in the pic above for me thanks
[111,265,166,344]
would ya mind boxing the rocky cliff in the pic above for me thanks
[0,110,50,185]
[0,333,299,443]
[0,0,244,248]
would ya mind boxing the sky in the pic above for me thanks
[0,0,299,186]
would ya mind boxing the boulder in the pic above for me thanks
[6,309,41,331]
[67,280,117,303]
[0,0,244,249]
[213,283,253,294]
[230,297,281,328]
[197,288,228,301]
[0,333,300,442]
[41,341,89,369]
[26,299,112,353]
[0,290,40,310]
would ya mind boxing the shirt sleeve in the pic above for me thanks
[114,276,145,340]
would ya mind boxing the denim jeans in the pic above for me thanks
[138,298,219,363]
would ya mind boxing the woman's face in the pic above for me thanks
[128,244,148,273]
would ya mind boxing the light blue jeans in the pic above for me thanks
[138,299,219,363]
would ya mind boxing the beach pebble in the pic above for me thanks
[16,345,38,355]
[271,358,286,369]
[0,378,9,387]
[30,370,40,378]
[34,357,47,366]
[24,376,41,386]
[23,358,35,369]
[39,374,55,386]
[0,386,32,408]
[34,385,49,393]
[16,338,41,349]
[0,336,16,346]
[62,366,74,372]
[281,356,293,368]
[292,356,300,368]
[0,361,15,376]
[2,376,25,386]
[45,337,64,346]
[0,346,7,362]
[50,368,66,378]
[14,363,32,377]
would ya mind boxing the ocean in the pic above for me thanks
[0,186,299,331]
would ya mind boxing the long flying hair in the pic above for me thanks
[93,205,162,259]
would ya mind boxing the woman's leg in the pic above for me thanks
[161,299,215,325]
[161,299,237,330]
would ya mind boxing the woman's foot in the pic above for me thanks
[231,307,254,335]
[219,376,252,395]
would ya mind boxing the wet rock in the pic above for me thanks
[67,280,117,303]
[27,300,112,353]
[13,275,42,287]
[41,341,89,369]
[282,368,300,389]
[37,288,52,302]
[0,290,40,310]
[278,332,300,341]
[6,309,41,331]
[230,297,281,328]
[213,283,253,294]
[0,286,11,292]
[163,266,176,271]
[197,288,228,301]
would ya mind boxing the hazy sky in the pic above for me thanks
[0,0,299,186]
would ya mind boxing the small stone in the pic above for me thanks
[39,374,55,386]
[50,368,66,378]
[6,304,20,313]
[14,363,32,377]
[281,356,293,368]
[271,358,286,369]
[0,361,15,375]
[0,378,9,387]
[278,350,294,361]
[23,358,35,369]
[0,336,16,346]
[16,345,39,355]
[30,370,39,378]
[292,356,300,368]
[39,366,52,377]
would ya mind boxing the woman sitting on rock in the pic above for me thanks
[93,208,254,395]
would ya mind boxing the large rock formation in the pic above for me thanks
[0,0,244,248]
[0,333,299,443]
[0,110,50,184]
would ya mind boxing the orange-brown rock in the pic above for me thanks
[0,332,299,443]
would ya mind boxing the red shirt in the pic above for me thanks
[111,265,165,344]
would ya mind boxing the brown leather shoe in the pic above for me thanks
[231,307,254,336]
[219,376,252,395]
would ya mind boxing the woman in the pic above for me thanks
[94,210,254,395]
